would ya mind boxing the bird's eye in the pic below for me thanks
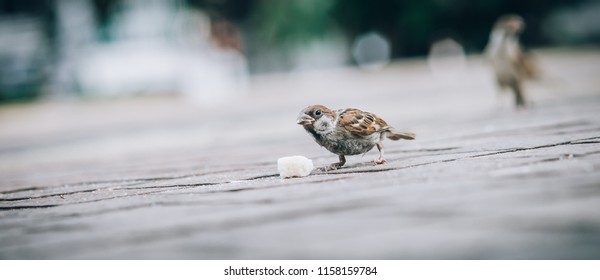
[314,109,322,116]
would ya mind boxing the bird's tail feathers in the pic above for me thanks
[385,129,416,141]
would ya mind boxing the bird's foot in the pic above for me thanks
[327,163,342,170]
[374,158,387,165]
[317,163,343,172]
[316,166,330,172]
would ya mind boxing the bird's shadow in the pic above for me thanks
[311,161,382,175]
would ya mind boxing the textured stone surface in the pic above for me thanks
[1,48,599,259]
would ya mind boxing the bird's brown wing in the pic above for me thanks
[338,108,388,137]
[517,49,540,79]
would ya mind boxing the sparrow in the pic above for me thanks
[485,14,539,108]
[297,105,415,170]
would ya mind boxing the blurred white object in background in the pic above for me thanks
[427,38,466,79]
[77,41,180,96]
[56,0,247,104]
[351,31,391,71]
[179,46,249,105]
[291,35,349,72]
[52,0,96,97]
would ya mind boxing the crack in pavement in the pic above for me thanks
[0,168,248,195]
[0,176,353,232]
[1,136,598,210]
[314,136,600,176]
[0,174,350,211]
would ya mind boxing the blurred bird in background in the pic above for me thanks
[485,14,540,108]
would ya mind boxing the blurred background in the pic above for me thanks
[2,0,600,260]
[0,0,599,102]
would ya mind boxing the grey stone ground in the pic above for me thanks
[1,48,599,259]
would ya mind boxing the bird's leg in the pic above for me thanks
[510,80,526,108]
[375,142,386,164]
[327,155,346,170]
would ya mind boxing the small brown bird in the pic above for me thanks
[297,105,415,170]
[485,14,539,108]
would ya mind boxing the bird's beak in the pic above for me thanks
[296,113,314,125]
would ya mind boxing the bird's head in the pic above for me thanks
[297,105,334,127]
[496,14,525,35]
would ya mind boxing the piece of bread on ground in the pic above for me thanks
[277,156,314,178]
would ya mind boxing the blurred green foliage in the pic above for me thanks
[250,0,336,48]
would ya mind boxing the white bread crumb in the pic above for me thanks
[277,156,314,178]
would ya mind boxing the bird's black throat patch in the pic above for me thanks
[304,126,321,141]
